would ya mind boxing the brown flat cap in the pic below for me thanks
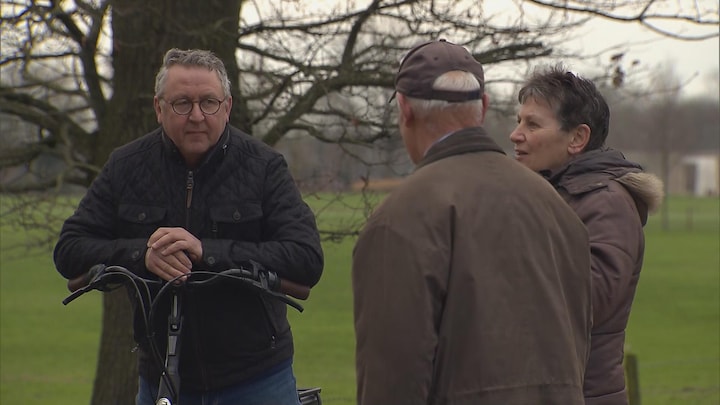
[394,39,485,102]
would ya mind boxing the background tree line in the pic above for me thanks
[1,0,718,403]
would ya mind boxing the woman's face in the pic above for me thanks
[509,97,574,172]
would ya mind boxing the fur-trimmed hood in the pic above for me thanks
[544,148,665,217]
[615,171,664,214]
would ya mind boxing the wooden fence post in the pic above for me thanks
[625,351,641,405]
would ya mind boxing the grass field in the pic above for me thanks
[0,195,718,404]
[624,196,720,404]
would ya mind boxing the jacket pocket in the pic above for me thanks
[117,204,167,237]
[209,202,263,240]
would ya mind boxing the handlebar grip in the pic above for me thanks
[67,264,105,292]
[278,278,311,300]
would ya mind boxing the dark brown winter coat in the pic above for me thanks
[544,148,664,405]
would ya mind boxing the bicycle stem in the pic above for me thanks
[156,291,183,404]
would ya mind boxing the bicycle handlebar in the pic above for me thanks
[63,262,315,404]
[64,263,311,311]
[67,264,106,293]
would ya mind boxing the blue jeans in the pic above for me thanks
[136,362,301,405]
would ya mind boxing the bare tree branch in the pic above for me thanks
[526,0,719,40]
[2,0,715,193]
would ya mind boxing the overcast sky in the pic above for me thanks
[474,1,720,100]
[255,1,719,99]
[567,18,719,100]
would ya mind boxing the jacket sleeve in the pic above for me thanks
[571,183,644,328]
[352,215,447,405]
[200,154,324,287]
[53,156,150,280]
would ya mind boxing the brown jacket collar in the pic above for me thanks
[417,126,505,170]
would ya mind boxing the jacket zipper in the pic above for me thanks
[185,170,209,388]
[185,171,194,228]
[259,295,278,349]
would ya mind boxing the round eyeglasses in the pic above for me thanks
[164,98,225,115]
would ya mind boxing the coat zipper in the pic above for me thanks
[259,295,278,349]
[185,170,209,388]
[185,171,194,228]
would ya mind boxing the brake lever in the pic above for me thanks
[263,286,304,312]
[63,265,134,305]
[67,264,106,292]
[62,286,91,305]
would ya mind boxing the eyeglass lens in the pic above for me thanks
[171,99,222,115]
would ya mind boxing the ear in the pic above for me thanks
[568,124,590,155]
[153,96,163,124]
[224,96,233,123]
[480,93,490,124]
[397,93,413,125]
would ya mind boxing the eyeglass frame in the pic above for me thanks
[161,97,227,116]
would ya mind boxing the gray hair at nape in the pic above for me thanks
[404,71,484,123]
[154,48,232,99]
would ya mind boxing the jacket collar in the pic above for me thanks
[540,148,642,184]
[161,125,231,169]
[416,126,505,170]
[541,148,642,185]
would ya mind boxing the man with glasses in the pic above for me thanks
[54,48,323,404]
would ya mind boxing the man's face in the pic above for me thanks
[154,65,232,167]
[509,97,573,172]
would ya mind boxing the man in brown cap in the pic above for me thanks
[352,39,592,405]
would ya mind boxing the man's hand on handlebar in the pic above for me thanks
[65,265,311,310]
[146,227,202,282]
[148,227,203,261]
[145,248,191,282]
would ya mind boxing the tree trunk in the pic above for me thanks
[90,1,242,403]
[91,291,137,405]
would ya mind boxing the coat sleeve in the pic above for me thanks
[53,155,150,280]
[571,183,644,328]
[352,213,449,405]
[200,154,324,287]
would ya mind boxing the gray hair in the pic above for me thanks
[405,71,484,123]
[154,48,232,98]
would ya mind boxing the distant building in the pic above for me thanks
[680,154,719,196]
[624,151,719,197]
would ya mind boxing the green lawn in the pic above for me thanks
[0,245,101,402]
[1,195,718,404]
[626,229,720,404]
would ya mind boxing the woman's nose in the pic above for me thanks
[509,126,524,143]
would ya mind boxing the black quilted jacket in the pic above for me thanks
[54,125,324,392]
